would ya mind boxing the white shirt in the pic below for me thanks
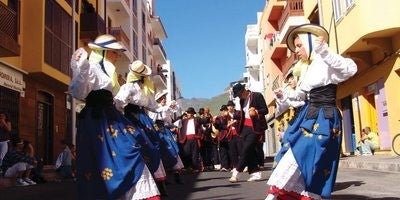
[186,119,196,135]
[114,82,157,112]
[69,48,116,100]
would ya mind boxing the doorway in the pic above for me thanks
[36,91,54,165]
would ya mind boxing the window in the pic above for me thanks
[44,0,72,76]
[0,86,20,132]
[132,31,138,58]
[333,0,342,22]
[142,45,146,64]
[345,0,355,10]
[132,0,137,16]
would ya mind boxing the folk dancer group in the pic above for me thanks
[69,22,357,200]
[69,34,184,200]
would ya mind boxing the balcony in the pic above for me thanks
[107,0,130,19]
[0,2,20,57]
[80,13,106,42]
[108,27,130,50]
[153,38,167,64]
[151,15,167,40]
[277,0,303,30]
[246,54,262,68]
[271,43,287,68]
[245,25,258,48]
[268,3,284,30]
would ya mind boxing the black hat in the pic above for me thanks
[186,107,196,114]
[226,100,235,107]
[220,105,228,111]
[232,83,245,97]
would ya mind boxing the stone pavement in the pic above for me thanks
[339,154,400,173]
[1,155,399,199]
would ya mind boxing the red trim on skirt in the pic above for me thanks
[267,186,313,200]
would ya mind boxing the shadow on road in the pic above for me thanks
[334,180,366,191]
[332,194,400,200]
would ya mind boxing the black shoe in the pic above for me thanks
[156,181,169,197]
[174,173,182,184]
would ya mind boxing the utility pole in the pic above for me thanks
[71,0,76,145]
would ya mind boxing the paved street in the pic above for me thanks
[1,161,400,200]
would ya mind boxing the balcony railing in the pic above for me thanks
[278,0,303,30]
[153,38,166,60]
[80,13,106,41]
[108,27,130,50]
[0,2,20,57]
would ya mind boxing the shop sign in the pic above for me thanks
[0,64,25,95]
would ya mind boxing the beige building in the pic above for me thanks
[259,0,400,156]
[0,0,178,164]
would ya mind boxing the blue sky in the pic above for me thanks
[156,1,265,99]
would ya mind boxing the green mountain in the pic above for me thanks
[179,91,230,116]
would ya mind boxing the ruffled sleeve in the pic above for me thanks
[315,42,358,83]
[69,48,95,100]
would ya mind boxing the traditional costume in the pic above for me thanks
[152,89,184,183]
[266,24,357,200]
[114,60,168,196]
[69,34,159,200]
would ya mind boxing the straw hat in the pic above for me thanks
[88,34,126,51]
[155,89,168,101]
[284,68,294,82]
[286,24,329,53]
[129,60,152,76]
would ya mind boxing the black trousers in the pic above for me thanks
[228,135,243,168]
[182,139,201,170]
[218,140,230,169]
[236,126,258,174]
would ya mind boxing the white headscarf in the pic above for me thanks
[88,49,120,94]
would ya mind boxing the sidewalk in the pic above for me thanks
[339,154,400,173]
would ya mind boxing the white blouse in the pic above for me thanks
[69,48,116,100]
[294,43,357,101]
[114,82,157,112]
[151,103,181,126]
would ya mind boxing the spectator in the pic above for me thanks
[2,138,37,186]
[358,127,380,156]
[0,111,12,174]
[55,140,75,180]
[23,140,45,183]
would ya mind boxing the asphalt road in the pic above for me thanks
[1,163,400,200]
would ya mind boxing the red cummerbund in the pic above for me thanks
[244,118,253,127]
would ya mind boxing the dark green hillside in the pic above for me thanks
[177,92,230,116]
[205,92,230,116]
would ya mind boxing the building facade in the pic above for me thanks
[0,0,181,165]
[255,0,400,156]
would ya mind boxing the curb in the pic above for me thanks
[339,156,400,173]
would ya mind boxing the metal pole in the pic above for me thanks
[71,0,76,145]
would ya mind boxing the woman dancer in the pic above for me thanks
[153,90,184,183]
[69,34,160,200]
[114,61,168,196]
[265,24,357,200]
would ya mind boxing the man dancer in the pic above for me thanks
[229,83,268,182]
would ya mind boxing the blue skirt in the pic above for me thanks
[125,111,161,174]
[76,106,145,200]
[274,102,342,197]
[156,127,179,168]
